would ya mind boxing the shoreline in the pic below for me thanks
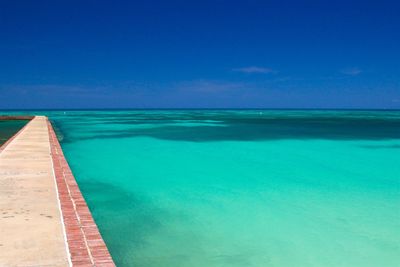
[47,118,115,266]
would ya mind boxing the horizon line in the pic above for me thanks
[1,108,400,111]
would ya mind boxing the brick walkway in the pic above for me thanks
[0,116,114,267]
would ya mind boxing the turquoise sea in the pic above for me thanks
[1,110,400,266]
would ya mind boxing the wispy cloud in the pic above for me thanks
[233,66,275,74]
[175,80,246,93]
[341,67,362,76]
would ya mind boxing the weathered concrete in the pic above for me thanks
[0,116,69,267]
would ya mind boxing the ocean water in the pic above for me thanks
[0,120,27,145]
[2,110,400,266]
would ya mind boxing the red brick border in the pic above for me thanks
[47,119,115,267]
[0,116,33,153]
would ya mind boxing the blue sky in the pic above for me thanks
[0,1,399,109]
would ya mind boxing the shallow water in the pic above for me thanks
[0,120,27,145]
[2,110,400,266]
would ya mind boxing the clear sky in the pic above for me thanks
[1,1,399,109]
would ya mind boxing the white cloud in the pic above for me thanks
[176,80,246,93]
[233,66,274,74]
[341,67,362,76]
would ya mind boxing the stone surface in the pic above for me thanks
[0,116,115,267]
[0,116,69,267]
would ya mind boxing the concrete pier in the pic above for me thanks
[0,116,114,267]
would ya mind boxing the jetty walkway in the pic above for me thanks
[0,116,114,267]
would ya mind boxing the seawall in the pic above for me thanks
[0,116,115,267]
